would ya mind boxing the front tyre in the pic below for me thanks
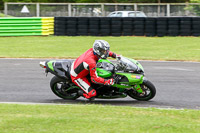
[127,80,156,101]
[50,76,80,100]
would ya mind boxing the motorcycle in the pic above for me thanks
[39,56,156,101]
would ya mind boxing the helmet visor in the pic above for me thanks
[100,49,109,59]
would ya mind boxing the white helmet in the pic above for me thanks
[93,40,110,59]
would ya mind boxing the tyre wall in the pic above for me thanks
[54,17,200,37]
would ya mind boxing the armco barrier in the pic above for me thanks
[54,17,200,37]
[0,17,54,36]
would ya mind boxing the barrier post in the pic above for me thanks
[4,2,7,17]
[134,4,137,17]
[68,3,71,17]
[101,3,105,17]
[36,3,40,17]
[167,4,170,17]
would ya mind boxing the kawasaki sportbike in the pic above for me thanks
[39,56,156,101]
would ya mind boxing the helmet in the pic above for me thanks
[93,40,110,59]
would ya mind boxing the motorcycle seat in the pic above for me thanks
[53,60,73,79]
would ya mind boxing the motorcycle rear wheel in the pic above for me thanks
[50,76,80,100]
[127,80,156,101]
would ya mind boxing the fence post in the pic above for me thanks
[4,2,8,17]
[101,3,105,17]
[134,3,137,17]
[158,4,160,17]
[134,3,137,11]
[68,3,71,16]
[115,4,118,11]
[36,3,40,17]
[167,4,170,17]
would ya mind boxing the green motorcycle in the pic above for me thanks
[40,56,156,101]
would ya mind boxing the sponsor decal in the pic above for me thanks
[136,76,141,79]
[120,84,129,86]
[131,75,136,78]
[131,75,141,79]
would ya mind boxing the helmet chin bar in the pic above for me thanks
[100,52,109,59]
[101,55,106,59]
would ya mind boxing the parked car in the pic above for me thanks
[107,11,147,17]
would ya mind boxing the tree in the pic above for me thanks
[184,0,200,16]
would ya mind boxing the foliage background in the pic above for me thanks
[0,0,191,14]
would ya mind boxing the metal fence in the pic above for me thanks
[3,2,200,17]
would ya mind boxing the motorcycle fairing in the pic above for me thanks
[96,59,115,78]
[116,72,144,85]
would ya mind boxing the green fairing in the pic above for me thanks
[112,84,132,89]
[96,59,113,78]
[114,73,144,93]
[116,72,144,85]
[96,68,112,78]
[47,60,55,71]
[128,58,144,72]
[98,59,112,64]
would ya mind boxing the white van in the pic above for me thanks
[107,11,147,17]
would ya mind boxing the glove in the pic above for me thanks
[104,78,114,86]
[116,55,122,60]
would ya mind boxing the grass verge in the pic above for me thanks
[0,36,200,61]
[0,13,13,17]
[0,104,199,133]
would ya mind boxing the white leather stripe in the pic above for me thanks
[75,78,90,93]
[70,62,77,77]
[83,62,89,70]
[95,71,99,77]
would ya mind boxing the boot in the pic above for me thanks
[83,89,96,99]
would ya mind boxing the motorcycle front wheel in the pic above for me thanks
[127,80,156,101]
[50,76,80,100]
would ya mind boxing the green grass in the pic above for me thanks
[0,36,200,61]
[0,13,13,17]
[0,104,199,133]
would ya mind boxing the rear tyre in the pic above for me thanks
[127,80,156,101]
[50,76,80,100]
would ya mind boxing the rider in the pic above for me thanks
[70,40,119,99]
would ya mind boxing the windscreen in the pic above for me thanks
[119,57,138,71]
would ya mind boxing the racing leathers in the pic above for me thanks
[70,48,117,99]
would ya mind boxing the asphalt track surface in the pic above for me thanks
[0,58,200,110]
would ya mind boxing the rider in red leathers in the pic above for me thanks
[70,40,119,99]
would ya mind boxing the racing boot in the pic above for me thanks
[83,89,96,99]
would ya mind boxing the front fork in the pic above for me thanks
[133,84,143,93]
[133,77,149,93]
